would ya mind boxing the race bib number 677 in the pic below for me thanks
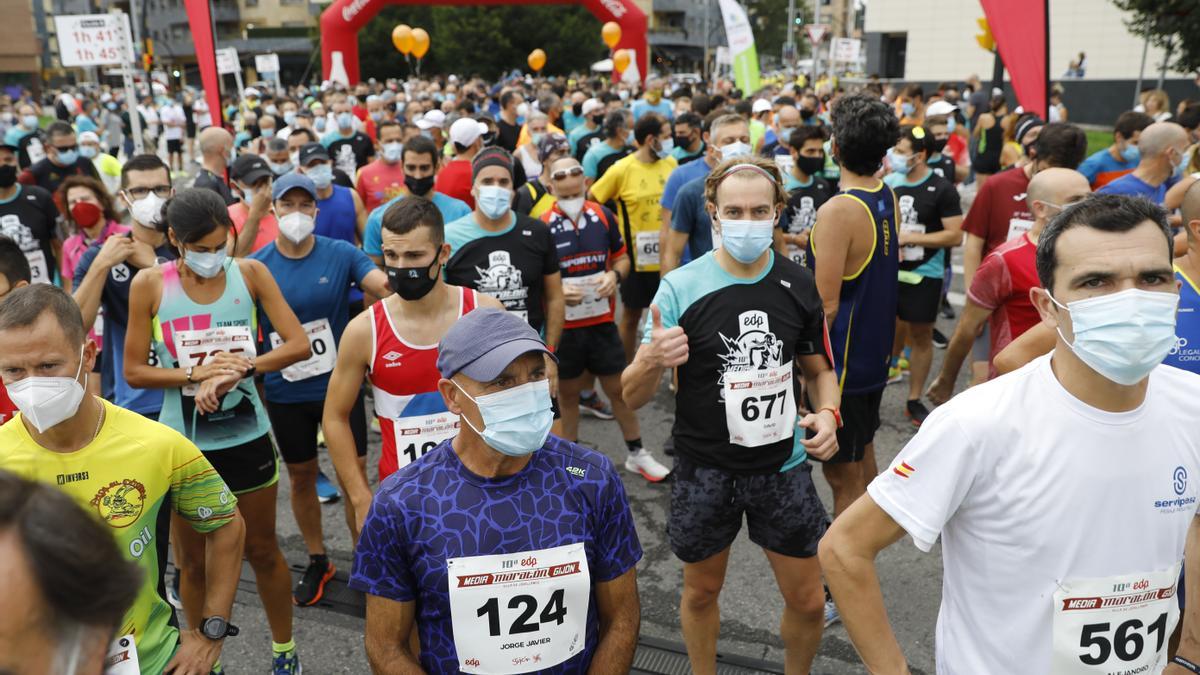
[1051,563,1179,673]
[448,543,590,674]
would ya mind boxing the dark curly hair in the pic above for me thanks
[831,93,901,177]
[57,175,119,234]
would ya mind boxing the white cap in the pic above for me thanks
[78,131,100,144]
[244,87,261,98]
[925,100,958,117]
[752,98,772,114]
[582,98,603,116]
[416,109,446,130]
[449,117,488,147]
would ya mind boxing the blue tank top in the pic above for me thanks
[1165,265,1200,372]
[806,181,899,394]
[152,259,270,450]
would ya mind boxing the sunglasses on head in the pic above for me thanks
[551,166,584,181]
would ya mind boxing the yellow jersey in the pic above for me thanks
[588,152,677,272]
[0,400,238,674]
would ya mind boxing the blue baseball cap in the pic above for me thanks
[271,173,317,201]
[437,309,557,381]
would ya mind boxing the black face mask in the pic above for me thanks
[0,164,15,188]
[673,135,691,149]
[795,154,825,176]
[572,102,584,117]
[930,137,949,154]
[387,258,440,301]
[404,174,435,196]
[800,108,815,121]
[591,113,605,126]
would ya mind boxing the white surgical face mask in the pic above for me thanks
[277,211,315,244]
[558,197,585,222]
[127,192,166,228]
[7,344,88,434]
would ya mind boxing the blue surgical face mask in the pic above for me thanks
[337,112,354,130]
[531,132,546,146]
[55,149,79,165]
[454,379,553,457]
[1174,147,1190,177]
[182,246,228,279]
[1050,288,1179,385]
[268,160,292,176]
[946,117,957,133]
[719,217,776,263]
[260,128,275,139]
[1120,144,1140,163]
[477,185,512,219]
[306,164,333,189]
[718,141,752,161]
[314,117,327,132]
[79,145,97,159]
[901,102,916,117]
[22,114,38,129]
[284,111,297,126]
[656,137,674,159]
[888,148,912,175]
[382,142,403,163]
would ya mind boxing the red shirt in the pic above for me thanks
[0,384,16,425]
[966,233,1041,376]
[946,133,967,167]
[434,158,475,209]
[355,159,407,214]
[228,203,278,253]
[962,166,1032,256]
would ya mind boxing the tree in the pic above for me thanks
[1113,0,1200,74]
[353,5,609,80]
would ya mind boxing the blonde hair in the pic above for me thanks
[1145,89,1170,116]
[704,156,787,213]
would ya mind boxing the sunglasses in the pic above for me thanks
[550,166,584,181]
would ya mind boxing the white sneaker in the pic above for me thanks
[624,448,671,482]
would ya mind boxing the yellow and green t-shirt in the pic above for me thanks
[0,399,237,675]
[589,152,677,272]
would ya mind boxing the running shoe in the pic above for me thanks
[315,470,340,504]
[579,391,615,420]
[167,570,183,610]
[932,328,949,349]
[824,599,841,627]
[293,557,336,607]
[887,366,905,384]
[940,297,956,320]
[905,399,931,427]
[272,650,302,674]
[210,666,224,675]
[624,448,671,482]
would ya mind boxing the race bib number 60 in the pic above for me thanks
[448,543,590,674]
[1051,563,1179,673]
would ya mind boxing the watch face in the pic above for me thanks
[202,617,226,639]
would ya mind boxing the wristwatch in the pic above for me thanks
[199,616,240,641]
[185,366,195,383]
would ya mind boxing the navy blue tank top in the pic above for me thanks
[806,181,899,394]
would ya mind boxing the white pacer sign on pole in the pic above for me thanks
[217,47,245,103]
[55,12,143,154]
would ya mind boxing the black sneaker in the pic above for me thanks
[932,328,949,349]
[940,297,956,319]
[293,557,336,607]
[905,399,931,427]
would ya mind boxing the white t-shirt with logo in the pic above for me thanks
[869,353,1200,673]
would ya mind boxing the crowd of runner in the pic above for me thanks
[2,67,1200,675]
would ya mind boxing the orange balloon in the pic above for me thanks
[528,48,547,73]
[613,49,631,74]
[411,27,430,59]
[392,25,413,55]
[602,21,622,49]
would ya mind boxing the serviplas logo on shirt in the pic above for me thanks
[717,310,783,401]
[90,479,147,528]
[1154,466,1196,513]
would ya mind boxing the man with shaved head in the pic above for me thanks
[1098,121,1190,204]
[761,105,802,161]
[926,167,1091,403]
[193,126,235,205]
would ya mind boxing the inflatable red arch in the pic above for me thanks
[320,0,648,85]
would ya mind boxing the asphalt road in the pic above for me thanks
[206,183,981,674]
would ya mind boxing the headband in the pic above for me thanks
[714,163,776,189]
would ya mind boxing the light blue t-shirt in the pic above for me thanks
[632,99,673,122]
[363,191,472,258]
[582,142,623,179]
[568,122,597,155]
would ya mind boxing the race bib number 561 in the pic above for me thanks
[1051,563,1179,673]
[448,543,590,674]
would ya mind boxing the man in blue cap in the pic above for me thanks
[351,307,643,674]
[249,172,390,607]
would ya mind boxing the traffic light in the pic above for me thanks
[975,17,994,52]
[143,38,155,72]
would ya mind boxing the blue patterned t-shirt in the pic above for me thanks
[350,435,642,673]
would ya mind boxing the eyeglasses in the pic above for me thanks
[54,144,78,152]
[124,185,172,199]
[550,166,584,181]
